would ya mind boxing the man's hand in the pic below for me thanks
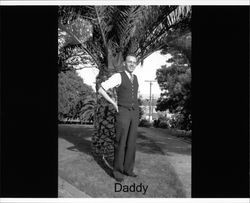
[98,87,119,112]
[113,102,119,112]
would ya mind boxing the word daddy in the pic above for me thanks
[114,182,148,195]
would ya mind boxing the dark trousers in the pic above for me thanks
[113,106,139,178]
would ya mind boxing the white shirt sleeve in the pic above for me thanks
[101,73,122,91]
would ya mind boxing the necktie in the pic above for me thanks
[130,74,134,83]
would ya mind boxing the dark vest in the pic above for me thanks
[117,71,139,110]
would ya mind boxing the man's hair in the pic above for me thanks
[125,53,137,60]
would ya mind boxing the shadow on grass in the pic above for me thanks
[136,131,166,155]
[58,125,180,178]
[59,124,188,197]
[58,125,114,179]
[59,125,190,164]
[138,127,191,156]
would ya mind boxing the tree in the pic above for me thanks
[58,69,94,120]
[138,96,144,120]
[58,6,191,164]
[164,26,191,63]
[78,95,96,123]
[156,48,191,130]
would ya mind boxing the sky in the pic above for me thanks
[77,51,171,99]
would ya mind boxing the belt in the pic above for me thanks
[118,105,137,111]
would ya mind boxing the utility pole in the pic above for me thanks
[152,94,154,120]
[145,80,156,122]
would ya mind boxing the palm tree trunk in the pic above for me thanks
[91,51,124,167]
[91,71,117,169]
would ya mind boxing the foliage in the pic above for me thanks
[169,113,192,131]
[78,95,96,123]
[58,6,192,160]
[139,119,152,128]
[58,44,96,72]
[58,69,94,120]
[153,115,171,129]
[58,14,95,72]
[58,6,191,75]
[167,32,191,63]
[138,96,144,120]
[156,48,191,130]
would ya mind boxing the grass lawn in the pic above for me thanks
[59,124,189,197]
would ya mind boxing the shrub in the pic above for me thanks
[169,113,191,131]
[153,115,171,129]
[153,119,160,128]
[139,119,152,128]
[158,121,169,129]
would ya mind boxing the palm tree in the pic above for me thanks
[79,95,96,124]
[58,5,191,166]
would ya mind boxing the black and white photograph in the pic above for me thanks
[58,5,192,198]
[1,1,249,202]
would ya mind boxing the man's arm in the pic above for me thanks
[98,87,119,112]
[98,73,121,112]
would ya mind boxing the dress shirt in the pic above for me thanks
[101,71,135,91]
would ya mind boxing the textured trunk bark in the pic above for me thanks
[91,52,123,168]
[92,95,116,167]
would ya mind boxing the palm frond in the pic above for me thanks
[80,109,94,122]
[78,95,96,121]
[58,6,117,69]
[133,6,191,63]
[58,21,101,68]
[166,6,191,27]
[118,6,145,50]
[59,5,191,71]
[94,6,116,47]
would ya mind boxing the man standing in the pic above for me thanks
[98,53,139,182]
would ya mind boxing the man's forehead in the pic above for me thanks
[126,55,137,61]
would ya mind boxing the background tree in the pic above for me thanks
[138,96,144,120]
[78,95,96,123]
[58,69,94,121]
[165,26,191,63]
[58,6,191,165]
[156,48,191,130]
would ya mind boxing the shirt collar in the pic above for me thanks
[125,70,133,79]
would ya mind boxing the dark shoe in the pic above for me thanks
[113,171,124,182]
[114,177,124,182]
[124,172,137,177]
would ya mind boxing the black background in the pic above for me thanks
[0,6,249,198]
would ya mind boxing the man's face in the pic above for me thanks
[125,55,137,73]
